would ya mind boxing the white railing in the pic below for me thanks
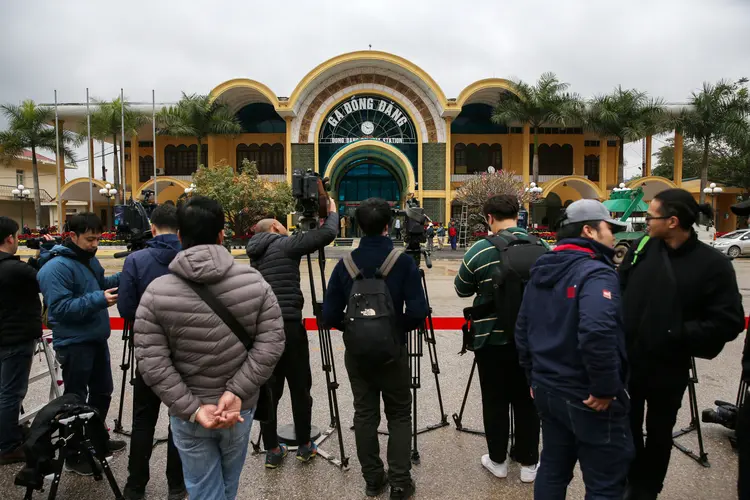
[260,174,286,182]
[451,173,587,183]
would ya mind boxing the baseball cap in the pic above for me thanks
[559,199,628,230]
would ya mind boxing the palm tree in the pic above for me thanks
[89,97,149,203]
[680,79,750,203]
[156,93,241,168]
[492,72,581,184]
[0,100,80,229]
[584,87,666,185]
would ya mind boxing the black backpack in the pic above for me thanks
[342,249,402,364]
[484,232,548,336]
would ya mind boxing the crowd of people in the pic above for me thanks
[0,185,747,500]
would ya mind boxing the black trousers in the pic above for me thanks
[738,388,750,500]
[628,370,689,495]
[125,369,184,493]
[475,343,540,466]
[55,341,113,421]
[345,346,412,488]
[260,320,313,449]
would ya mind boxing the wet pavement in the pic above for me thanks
[2,256,749,499]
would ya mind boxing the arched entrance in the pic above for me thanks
[324,140,414,236]
[625,176,677,201]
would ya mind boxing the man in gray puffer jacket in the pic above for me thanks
[135,196,285,500]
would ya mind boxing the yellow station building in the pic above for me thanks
[44,51,740,232]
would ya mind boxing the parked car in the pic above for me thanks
[711,229,750,258]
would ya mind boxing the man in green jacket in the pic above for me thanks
[454,194,545,484]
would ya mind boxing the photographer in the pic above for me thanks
[117,204,185,500]
[0,217,44,465]
[619,189,745,499]
[246,198,338,468]
[323,198,427,499]
[37,212,125,475]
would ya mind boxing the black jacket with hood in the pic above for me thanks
[0,251,42,346]
[619,232,745,383]
[247,213,339,321]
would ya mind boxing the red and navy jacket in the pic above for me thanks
[514,237,628,402]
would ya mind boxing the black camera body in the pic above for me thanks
[26,236,62,250]
[292,169,329,219]
[393,206,428,249]
[114,198,155,253]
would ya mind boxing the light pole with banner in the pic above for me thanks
[703,183,723,229]
[99,183,118,230]
[11,184,31,229]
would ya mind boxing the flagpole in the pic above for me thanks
[120,88,126,204]
[152,89,158,204]
[86,88,93,211]
[54,90,62,228]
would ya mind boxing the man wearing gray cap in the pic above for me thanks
[515,199,634,499]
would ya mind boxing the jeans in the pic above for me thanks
[533,386,634,500]
[0,340,35,453]
[345,346,412,488]
[125,369,184,493]
[449,235,457,250]
[55,341,114,421]
[475,344,539,465]
[260,321,313,449]
[629,370,689,495]
[170,409,254,500]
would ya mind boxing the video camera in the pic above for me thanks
[26,236,62,250]
[702,399,739,430]
[292,169,330,232]
[393,206,432,268]
[114,190,156,255]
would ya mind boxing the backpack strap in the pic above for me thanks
[631,235,651,265]
[343,254,361,279]
[378,249,402,277]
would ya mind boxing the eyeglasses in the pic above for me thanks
[645,215,672,221]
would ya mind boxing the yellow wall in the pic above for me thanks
[0,157,59,198]
[549,185,583,205]
[691,192,738,233]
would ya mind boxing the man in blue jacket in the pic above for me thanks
[323,198,428,500]
[515,199,633,499]
[37,212,124,475]
[117,204,186,500]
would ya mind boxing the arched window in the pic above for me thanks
[164,145,207,176]
[476,144,491,174]
[237,143,260,171]
[530,144,574,175]
[466,144,479,173]
[454,143,466,173]
[139,155,154,182]
[584,154,600,182]
[270,144,284,174]
[490,144,503,171]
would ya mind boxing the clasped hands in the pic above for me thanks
[195,391,244,429]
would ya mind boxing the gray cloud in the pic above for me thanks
[1,0,748,179]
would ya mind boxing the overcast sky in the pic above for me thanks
[2,0,748,181]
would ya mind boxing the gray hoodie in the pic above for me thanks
[134,244,285,420]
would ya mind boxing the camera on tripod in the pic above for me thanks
[393,206,432,268]
[114,190,156,254]
[292,169,330,232]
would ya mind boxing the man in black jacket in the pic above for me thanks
[619,188,745,499]
[0,216,42,464]
[246,198,339,468]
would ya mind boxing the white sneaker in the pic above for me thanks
[481,454,508,478]
[520,462,539,483]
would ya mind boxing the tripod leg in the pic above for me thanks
[689,379,709,465]
[114,325,132,434]
[409,328,421,464]
[453,359,477,430]
[420,270,447,424]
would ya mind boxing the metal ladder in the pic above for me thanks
[458,204,469,249]
[20,336,64,425]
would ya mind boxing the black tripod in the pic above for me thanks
[112,320,167,448]
[671,357,710,467]
[21,412,123,500]
[251,243,350,470]
[399,247,450,464]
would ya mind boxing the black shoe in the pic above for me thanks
[122,486,145,500]
[0,446,26,465]
[168,486,188,500]
[390,479,415,499]
[366,471,389,497]
[107,439,127,453]
[65,458,97,476]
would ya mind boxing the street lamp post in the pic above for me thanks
[11,184,31,229]
[703,183,723,229]
[99,183,118,230]
[184,183,196,196]
[524,182,543,228]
